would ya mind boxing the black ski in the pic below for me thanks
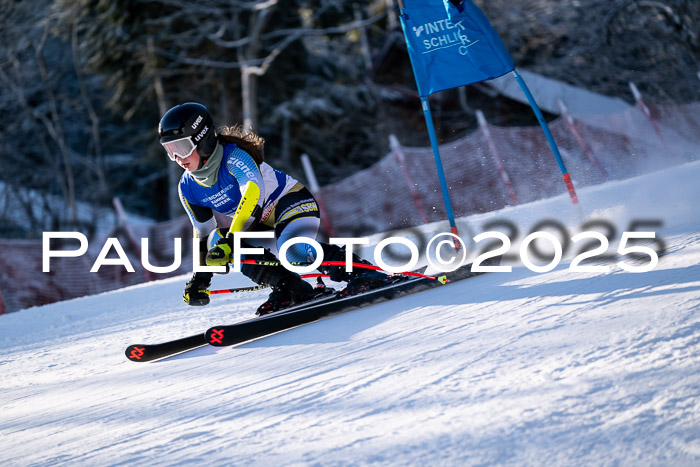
[123,292,339,362]
[125,333,207,362]
[125,260,494,362]
[204,261,487,348]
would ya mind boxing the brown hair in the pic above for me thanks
[216,125,265,165]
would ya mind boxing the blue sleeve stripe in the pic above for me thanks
[265,169,288,206]
[226,147,264,188]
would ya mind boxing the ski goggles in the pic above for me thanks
[161,136,196,161]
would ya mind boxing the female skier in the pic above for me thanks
[158,102,387,314]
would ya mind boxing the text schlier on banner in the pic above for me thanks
[400,0,515,97]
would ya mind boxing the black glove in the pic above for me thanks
[183,271,213,306]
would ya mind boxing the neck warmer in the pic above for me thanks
[190,143,223,187]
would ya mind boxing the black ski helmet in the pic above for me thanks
[158,102,217,157]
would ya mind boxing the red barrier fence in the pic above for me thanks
[315,102,699,235]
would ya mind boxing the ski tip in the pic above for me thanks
[206,327,227,346]
[126,345,147,362]
[437,275,449,285]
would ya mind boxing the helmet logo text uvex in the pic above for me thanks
[191,115,203,129]
[194,126,209,142]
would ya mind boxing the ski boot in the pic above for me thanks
[256,275,316,316]
[239,248,317,316]
[183,272,213,306]
[343,269,398,295]
[319,244,398,296]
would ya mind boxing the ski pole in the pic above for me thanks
[209,285,268,295]
[239,259,449,284]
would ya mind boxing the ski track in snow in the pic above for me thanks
[1,161,699,466]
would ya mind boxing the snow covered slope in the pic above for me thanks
[1,162,699,465]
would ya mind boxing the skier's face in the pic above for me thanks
[176,148,202,172]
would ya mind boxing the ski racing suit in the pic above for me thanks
[178,142,321,266]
